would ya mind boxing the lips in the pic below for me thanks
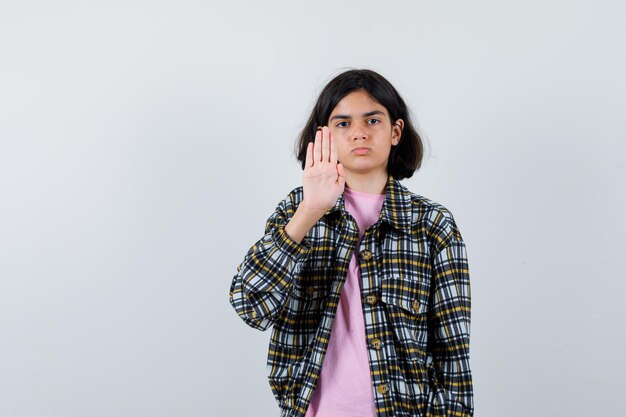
[352,147,370,154]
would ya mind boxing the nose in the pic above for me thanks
[351,120,367,141]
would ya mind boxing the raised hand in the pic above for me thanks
[301,126,346,212]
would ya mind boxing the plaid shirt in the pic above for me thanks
[229,174,473,417]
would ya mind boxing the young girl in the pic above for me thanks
[229,69,473,417]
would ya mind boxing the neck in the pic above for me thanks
[345,170,388,194]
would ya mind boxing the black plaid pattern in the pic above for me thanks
[229,175,473,417]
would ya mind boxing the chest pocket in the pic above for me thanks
[378,228,433,355]
[290,275,330,300]
[380,239,432,362]
[380,270,431,364]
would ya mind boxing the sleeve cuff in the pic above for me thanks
[273,225,312,259]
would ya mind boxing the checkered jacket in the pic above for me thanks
[229,175,473,417]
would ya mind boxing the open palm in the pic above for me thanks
[302,126,346,212]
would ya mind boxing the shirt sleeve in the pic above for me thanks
[228,191,312,331]
[426,211,474,416]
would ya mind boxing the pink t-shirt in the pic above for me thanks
[305,186,386,417]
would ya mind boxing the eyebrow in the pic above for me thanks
[329,110,386,121]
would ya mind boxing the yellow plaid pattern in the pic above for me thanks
[229,175,473,417]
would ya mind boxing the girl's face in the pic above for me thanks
[327,89,403,179]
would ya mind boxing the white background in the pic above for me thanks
[1,1,625,416]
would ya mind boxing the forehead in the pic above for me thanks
[330,90,388,117]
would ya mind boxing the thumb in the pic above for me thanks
[336,162,346,184]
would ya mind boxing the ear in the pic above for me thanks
[391,119,404,146]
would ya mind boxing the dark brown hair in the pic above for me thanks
[294,68,424,180]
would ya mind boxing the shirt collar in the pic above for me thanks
[324,174,413,234]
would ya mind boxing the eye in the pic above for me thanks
[368,119,381,125]
[336,121,349,128]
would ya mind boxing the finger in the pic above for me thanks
[305,142,313,168]
[329,130,337,163]
[322,126,331,162]
[325,127,331,161]
[337,162,345,177]
[337,162,346,186]
[313,128,322,162]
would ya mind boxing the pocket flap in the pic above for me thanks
[380,291,428,315]
[291,278,330,300]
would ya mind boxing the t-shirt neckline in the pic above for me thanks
[344,186,386,199]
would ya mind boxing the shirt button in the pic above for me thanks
[412,299,421,312]
[360,249,372,260]
[365,294,378,305]
[370,338,382,350]
[377,383,390,395]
